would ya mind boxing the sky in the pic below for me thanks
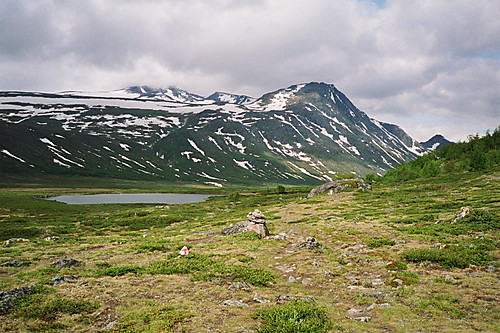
[1,0,499,142]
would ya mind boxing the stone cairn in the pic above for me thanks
[221,209,270,237]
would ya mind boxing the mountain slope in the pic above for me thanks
[0,82,425,186]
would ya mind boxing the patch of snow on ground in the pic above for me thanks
[53,158,70,168]
[187,139,205,156]
[233,159,253,170]
[204,182,223,187]
[1,149,26,163]
[40,138,56,146]
[287,161,323,181]
[120,143,130,151]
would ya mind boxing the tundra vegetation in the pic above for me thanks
[0,131,498,332]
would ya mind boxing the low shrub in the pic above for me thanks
[366,238,396,248]
[253,300,334,333]
[386,261,408,271]
[402,246,493,269]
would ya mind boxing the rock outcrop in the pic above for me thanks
[307,179,371,199]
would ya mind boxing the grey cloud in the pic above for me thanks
[0,0,498,141]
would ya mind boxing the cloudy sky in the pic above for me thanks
[1,0,499,142]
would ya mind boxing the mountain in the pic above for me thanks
[420,134,453,151]
[0,82,427,186]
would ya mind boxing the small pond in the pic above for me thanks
[46,193,215,205]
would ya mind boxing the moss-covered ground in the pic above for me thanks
[0,167,498,332]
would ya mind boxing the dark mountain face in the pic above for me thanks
[420,134,453,151]
[0,82,426,186]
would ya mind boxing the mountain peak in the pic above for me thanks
[420,134,453,151]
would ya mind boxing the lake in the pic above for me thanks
[46,193,215,205]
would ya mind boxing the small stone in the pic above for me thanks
[444,275,456,282]
[3,238,29,246]
[371,279,384,286]
[288,276,297,283]
[367,303,391,311]
[354,316,371,322]
[312,261,319,266]
[466,272,481,278]
[220,298,248,307]
[347,308,362,315]
[302,278,312,285]
[393,278,404,285]
[228,282,252,292]
[104,321,117,330]
[486,265,496,272]
[253,294,269,303]
[51,275,78,286]
[275,295,316,303]
[44,236,62,241]
[0,259,29,267]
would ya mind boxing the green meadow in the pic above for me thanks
[0,163,498,332]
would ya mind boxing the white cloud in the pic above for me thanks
[0,0,499,141]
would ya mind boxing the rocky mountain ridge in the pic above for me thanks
[0,82,443,186]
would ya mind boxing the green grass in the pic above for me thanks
[253,300,335,333]
[94,253,276,287]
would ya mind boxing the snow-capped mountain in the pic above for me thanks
[0,82,427,186]
[420,134,453,151]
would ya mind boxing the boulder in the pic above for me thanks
[221,209,269,237]
[53,258,80,270]
[0,284,36,314]
[307,179,372,199]
[51,275,79,286]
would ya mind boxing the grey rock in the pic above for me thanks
[53,258,80,270]
[0,259,29,267]
[451,206,470,223]
[247,209,266,224]
[296,237,324,250]
[253,294,269,303]
[288,276,297,283]
[307,179,371,199]
[363,291,391,300]
[486,265,496,272]
[466,272,481,278]
[444,275,456,282]
[51,275,79,286]
[0,284,36,314]
[353,316,371,322]
[275,295,316,303]
[228,282,252,292]
[393,278,404,285]
[44,236,62,241]
[3,238,29,246]
[302,278,312,285]
[104,321,117,330]
[367,303,391,311]
[219,298,248,307]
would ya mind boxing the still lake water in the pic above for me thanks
[47,193,215,205]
